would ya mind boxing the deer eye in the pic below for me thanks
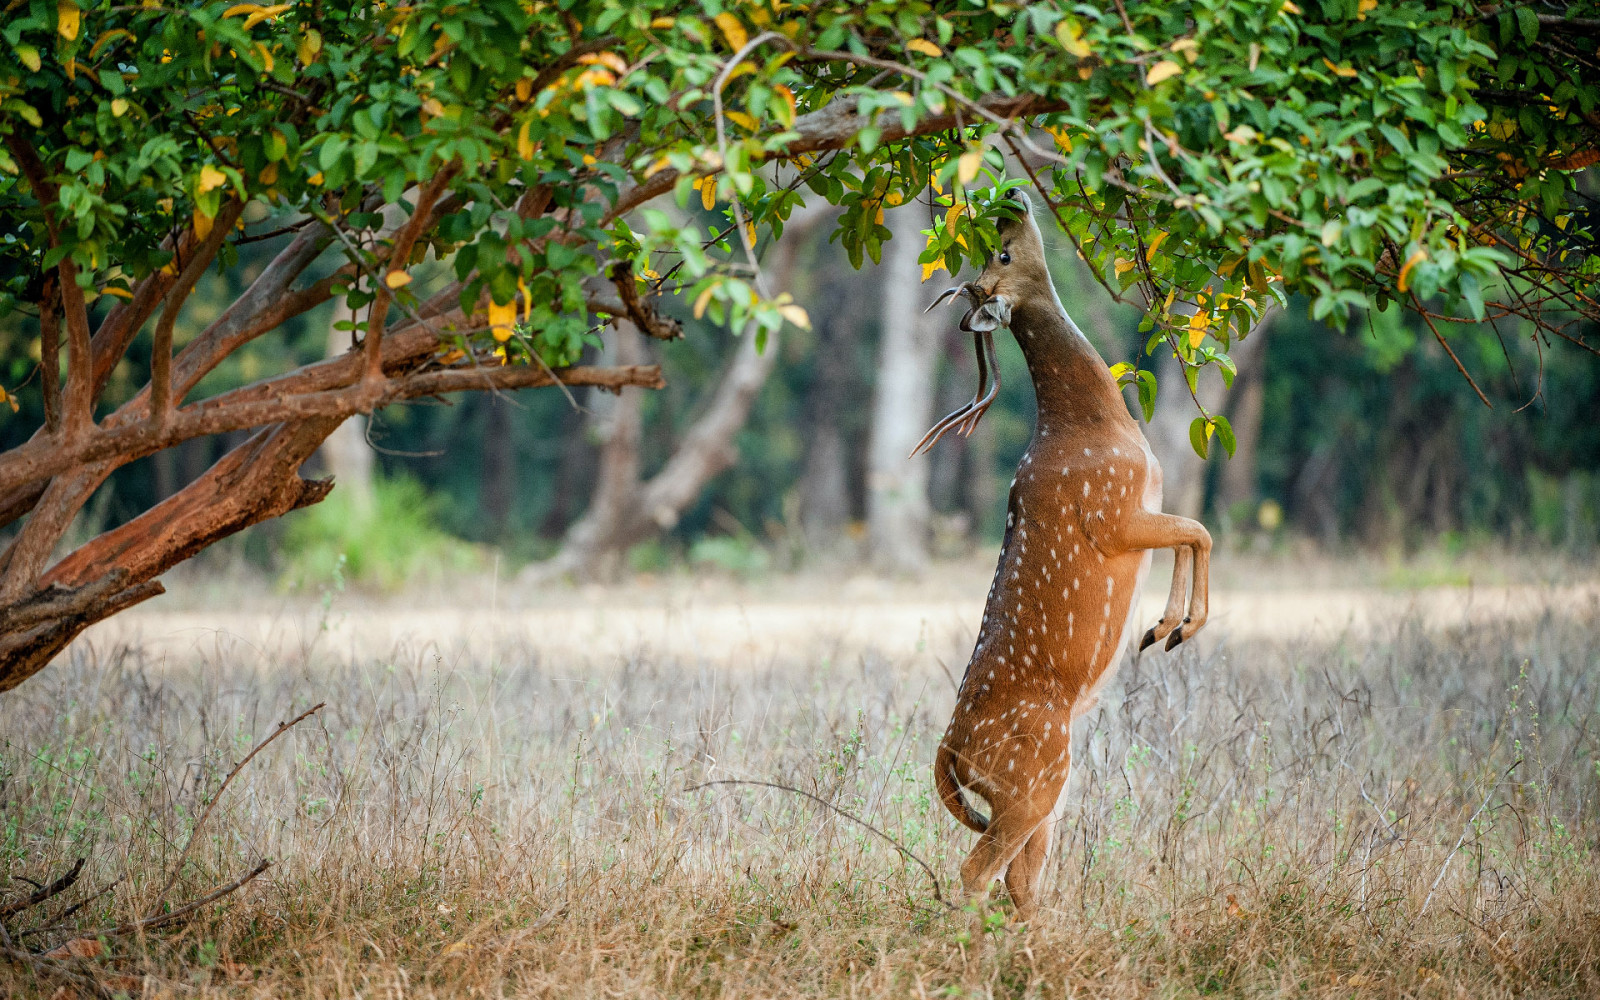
[999,251,1011,265]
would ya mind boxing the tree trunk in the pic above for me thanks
[317,303,376,516]
[865,205,944,574]
[479,393,516,539]
[531,205,832,580]
[1217,349,1267,520]
[798,258,868,555]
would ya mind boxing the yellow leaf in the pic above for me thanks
[111,98,128,117]
[222,3,262,18]
[1222,125,1258,144]
[1188,309,1210,348]
[515,77,531,102]
[650,17,674,29]
[778,303,809,327]
[1054,20,1091,58]
[922,258,947,282]
[421,97,446,118]
[101,285,133,300]
[1144,231,1169,263]
[773,84,796,122]
[1114,258,1137,275]
[1171,37,1199,63]
[1396,248,1426,292]
[518,118,536,160]
[957,149,983,185]
[258,162,278,185]
[297,29,322,65]
[581,51,629,75]
[384,270,411,289]
[1145,60,1182,86]
[692,285,716,319]
[1281,0,1302,12]
[242,4,291,29]
[307,171,324,186]
[943,200,964,247]
[643,156,671,179]
[694,175,715,210]
[198,164,228,194]
[1322,58,1357,78]
[255,42,274,72]
[745,220,756,246]
[714,12,748,52]
[1357,0,1377,16]
[16,44,41,72]
[725,110,758,131]
[1045,126,1073,153]
[488,299,516,341]
[906,38,942,57]
[193,208,214,241]
[518,277,532,323]
[57,0,80,40]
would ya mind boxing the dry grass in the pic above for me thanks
[3,575,1599,998]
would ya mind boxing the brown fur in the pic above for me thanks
[935,193,1211,919]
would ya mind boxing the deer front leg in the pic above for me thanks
[1106,509,1211,648]
[1139,543,1192,652]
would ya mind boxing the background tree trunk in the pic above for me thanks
[1146,316,1274,520]
[479,394,516,540]
[798,254,869,556]
[530,205,831,580]
[317,305,376,516]
[865,205,943,574]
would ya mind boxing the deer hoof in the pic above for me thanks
[1139,626,1159,652]
[1164,628,1185,651]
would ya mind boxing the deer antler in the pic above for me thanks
[909,283,1010,457]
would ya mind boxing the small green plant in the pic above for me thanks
[688,534,771,578]
[280,476,481,591]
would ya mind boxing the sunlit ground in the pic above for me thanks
[3,548,1598,997]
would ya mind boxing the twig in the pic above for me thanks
[145,703,324,916]
[685,778,954,909]
[1420,764,1511,916]
[1411,293,1493,408]
[93,859,272,937]
[0,858,84,920]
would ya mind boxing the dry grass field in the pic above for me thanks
[3,553,1599,997]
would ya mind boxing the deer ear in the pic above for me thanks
[962,294,1012,333]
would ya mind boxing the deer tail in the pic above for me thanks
[935,742,989,834]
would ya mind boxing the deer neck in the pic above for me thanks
[1008,294,1131,433]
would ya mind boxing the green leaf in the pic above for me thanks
[1516,7,1538,44]
[1188,416,1210,460]
[1212,414,1236,458]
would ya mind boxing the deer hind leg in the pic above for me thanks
[1002,814,1056,921]
[1139,543,1192,652]
[1107,509,1212,648]
[958,795,1053,911]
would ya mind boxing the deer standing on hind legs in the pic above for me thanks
[921,190,1212,921]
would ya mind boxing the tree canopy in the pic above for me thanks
[3,0,1600,684]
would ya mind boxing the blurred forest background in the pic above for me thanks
[3,199,1598,589]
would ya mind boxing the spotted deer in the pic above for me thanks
[921,190,1211,920]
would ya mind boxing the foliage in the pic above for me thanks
[280,474,479,591]
[7,0,1600,423]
